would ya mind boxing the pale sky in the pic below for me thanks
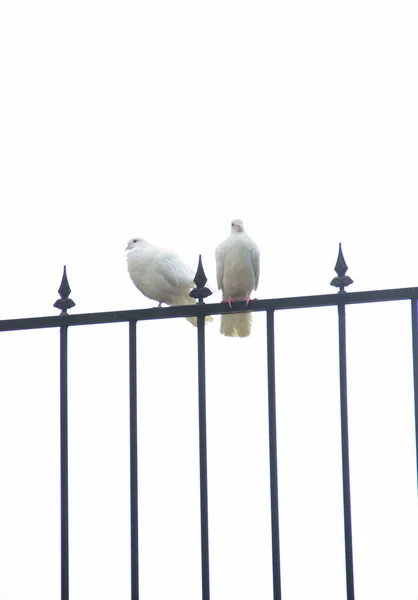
[0,2,417,599]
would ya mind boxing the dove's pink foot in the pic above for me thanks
[232,296,252,306]
[221,297,233,308]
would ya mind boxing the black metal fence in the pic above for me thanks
[1,246,417,600]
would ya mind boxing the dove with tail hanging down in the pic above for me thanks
[215,219,260,337]
[126,237,213,326]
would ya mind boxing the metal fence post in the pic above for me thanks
[410,299,418,490]
[129,321,139,600]
[190,255,213,600]
[337,301,355,600]
[197,311,210,600]
[59,324,69,600]
[331,247,355,600]
[54,266,75,600]
[266,310,282,600]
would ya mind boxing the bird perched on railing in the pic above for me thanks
[126,237,213,326]
[215,219,260,337]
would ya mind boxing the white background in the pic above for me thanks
[0,2,417,599]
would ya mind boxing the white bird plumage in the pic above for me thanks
[126,237,212,326]
[215,219,260,337]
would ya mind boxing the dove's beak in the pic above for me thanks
[125,244,131,251]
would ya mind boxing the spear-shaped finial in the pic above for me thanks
[54,266,76,314]
[330,243,353,293]
[189,255,213,304]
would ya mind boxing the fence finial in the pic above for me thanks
[330,243,354,294]
[190,255,212,304]
[54,266,76,314]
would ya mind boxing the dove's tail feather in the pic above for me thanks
[185,313,214,327]
[220,312,252,337]
[186,315,213,327]
[170,295,213,327]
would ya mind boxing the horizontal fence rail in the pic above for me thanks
[1,246,417,600]
[2,286,418,332]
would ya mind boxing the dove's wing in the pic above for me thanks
[215,244,225,290]
[251,245,260,290]
[154,248,195,290]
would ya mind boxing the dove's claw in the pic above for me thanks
[221,296,254,307]
[231,296,252,305]
[221,297,233,308]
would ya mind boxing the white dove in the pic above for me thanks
[215,219,260,337]
[126,237,212,326]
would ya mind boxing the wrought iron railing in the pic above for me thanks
[0,246,417,600]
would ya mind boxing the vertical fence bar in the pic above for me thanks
[129,321,139,600]
[337,302,355,600]
[197,313,210,600]
[266,310,282,600]
[410,299,418,490]
[60,325,69,600]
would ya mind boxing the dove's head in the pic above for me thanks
[125,237,146,251]
[231,219,244,233]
